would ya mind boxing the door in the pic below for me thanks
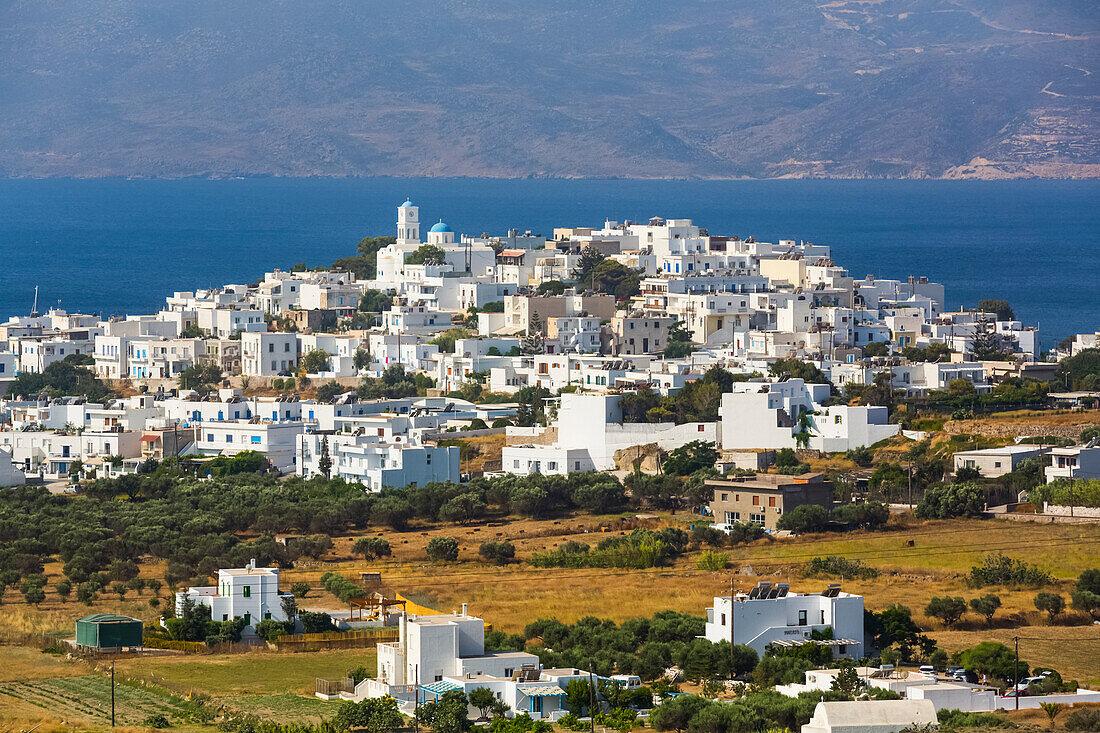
[642,337,649,352]
[798,610,807,626]
[531,697,542,715]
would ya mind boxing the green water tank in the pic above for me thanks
[75,614,144,650]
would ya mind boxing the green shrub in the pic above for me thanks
[695,550,728,571]
[1066,707,1100,731]
[967,553,1053,588]
[426,536,460,562]
[143,713,171,728]
[320,572,368,602]
[806,556,878,580]
[915,482,986,519]
[479,540,516,565]
[776,504,828,533]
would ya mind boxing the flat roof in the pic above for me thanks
[954,445,1046,456]
[412,613,483,625]
[465,650,539,660]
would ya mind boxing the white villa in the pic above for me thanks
[343,605,592,720]
[704,581,864,659]
[174,560,289,631]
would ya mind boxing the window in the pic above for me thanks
[575,461,581,470]
[835,415,842,424]
[226,434,233,443]
[268,343,274,353]
[724,511,740,523]
[242,586,251,598]
[768,497,776,508]
[435,675,443,682]
[548,462,557,470]
[207,433,214,442]
[222,614,229,621]
[251,436,261,444]
[284,342,290,352]
[720,493,728,501]
[750,513,765,524]
[994,461,1001,468]
[698,424,705,432]
[752,495,760,505]
[720,613,726,625]
[265,611,272,619]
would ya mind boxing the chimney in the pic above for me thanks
[461,602,468,616]
[249,558,256,571]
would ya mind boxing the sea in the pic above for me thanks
[0,178,1097,348]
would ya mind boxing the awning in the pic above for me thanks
[421,680,462,695]
[768,638,862,648]
[517,685,566,697]
[140,434,160,442]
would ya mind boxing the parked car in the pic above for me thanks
[918,665,936,675]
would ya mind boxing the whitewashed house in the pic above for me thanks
[705,581,864,659]
[174,560,289,630]
[350,606,582,720]
[1045,441,1100,483]
[502,392,716,476]
[241,332,299,377]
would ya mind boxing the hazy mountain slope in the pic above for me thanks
[0,0,1096,178]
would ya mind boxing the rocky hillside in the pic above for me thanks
[1,0,1097,179]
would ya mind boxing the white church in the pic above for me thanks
[375,200,494,287]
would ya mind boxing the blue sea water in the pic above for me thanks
[0,178,1097,347]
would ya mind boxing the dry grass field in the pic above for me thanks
[3,509,1099,732]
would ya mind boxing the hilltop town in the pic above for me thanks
[2,201,1100,732]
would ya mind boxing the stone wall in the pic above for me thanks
[943,420,1098,440]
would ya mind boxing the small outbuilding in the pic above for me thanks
[75,614,144,651]
[801,699,937,733]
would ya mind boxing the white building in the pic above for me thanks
[241,332,299,377]
[801,699,937,733]
[719,379,899,452]
[704,582,864,659]
[502,392,716,476]
[174,560,289,631]
[0,447,26,486]
[1045,441,1100,483]
[952,445,1047,478]
[353,606,577,720]
[778,667,997,714]
[195,420,303,473]
[397,200,421,245]
[297,430,459,489]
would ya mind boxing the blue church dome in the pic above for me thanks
[429,221,453,233]
[400,199,415,207]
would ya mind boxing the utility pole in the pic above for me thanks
[414,664,419,733]
[111,659,116,727]
[588,671,596,733]
[1013,636,1019,711]
[729,576,736,679]
[907,459,913,510]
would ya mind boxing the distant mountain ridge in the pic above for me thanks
[1,0,1097,179]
